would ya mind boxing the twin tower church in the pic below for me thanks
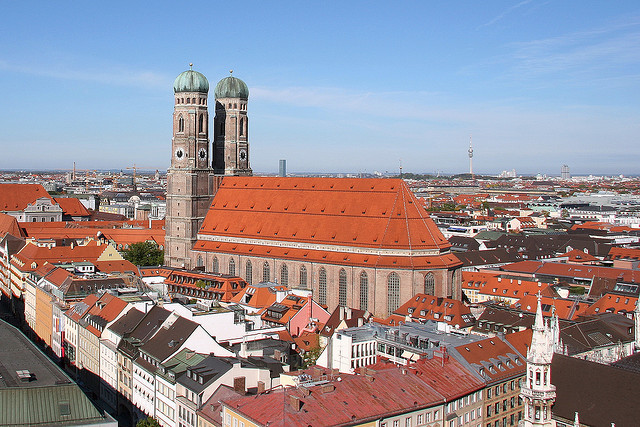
[165,66,462,318]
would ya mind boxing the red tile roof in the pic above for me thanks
[0,183,53,211]
[582,292,638,317]
[455,336,526,383]
[462,271,555,301]
[391,293,475,328]
[11,241,115,272]
[196,177,459,269]
[608,247,640,261]
[515,294,588,320]
[0,213,24,238]
[53,197,91,217]
[560,249,599,263]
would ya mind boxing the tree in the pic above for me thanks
[301,345,323,369]
[136,417,161,427]
[122,241,164,266]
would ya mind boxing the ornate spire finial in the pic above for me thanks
[189,63,193,69]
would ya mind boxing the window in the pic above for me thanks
[199,114,204,133]
[319,268,327,305]
[212,257,219,274]
[424,272,435,295]
[299,265,308,288]
[245,260,252,285]
[487,405,492,417]
[339,269,347,306]
[280,264,288,286]
[178,115,184,132]
[387,272,400,316]
[197,256,203,267]
[239,118,244,136]
[360,271,369,311]
[405,417,412,427]
[229,258,236,276]
[263,261,270,282]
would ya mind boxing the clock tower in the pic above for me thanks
[213,71,252,176]
[165,65,213,269]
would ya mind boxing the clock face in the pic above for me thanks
[198,148,207,160]
[175,148,184,159]
[239,149,247,161]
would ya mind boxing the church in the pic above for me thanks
[164,66,462,317]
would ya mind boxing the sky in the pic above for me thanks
[1,1,639,176]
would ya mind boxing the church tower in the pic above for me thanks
[165,65,213,268]
[520,294,557,427]
[213,72,252,176]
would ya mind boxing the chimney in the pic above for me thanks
[289,395,303,411]
[257,381,265,394]
[233,376,246,395]
[321,383,336,394]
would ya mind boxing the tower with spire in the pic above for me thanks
[519,293,556,427]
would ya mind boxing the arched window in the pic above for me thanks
[212,257,219,274]
[359,271,369,311]
[245,260,253,285]
[299,265,308,289]
[262,261,270,283]
[198,114,204,133]
[196,256,203,268]
[387,272,400,316]
[228,258,236,276]
[239,118,244,136]
[451,269,460,298]
[178,115,184,133]
[318,268,327,306]
[338,269,347,307]
[280,264,288,286]
[424,272,435,295]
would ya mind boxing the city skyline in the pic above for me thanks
[1,1,639,175]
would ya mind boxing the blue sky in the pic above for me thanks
[1,1,639,175]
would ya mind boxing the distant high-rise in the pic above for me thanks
[279,159,287,177]
[561,164,570,180]
[468,136,474,177]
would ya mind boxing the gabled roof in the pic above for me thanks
[81,293,128,337]
[0,183,53,211]
[320,306,373,337]
[196,177,459,269]
[392,293,475,328]
[581,292,637,317]
[11,241,114,272]
[230,283,288,309]
[53,197,91,217]
[139,316,199,362]
[515,294,588,320]
[107,308,145,337]
[455,336,526,384]
[608,247,640,261]
[0,212,24,238]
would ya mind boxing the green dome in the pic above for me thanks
[215,75,249,99]
[173,68,209,93]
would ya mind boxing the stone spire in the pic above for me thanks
[519,293,556,427]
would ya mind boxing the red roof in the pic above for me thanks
[455,336,526,383]
[11,241,114,272]
[560,249,599,263]
[462,271,554,301]
[608,247,640,261]
[0,183,53,211]
[391,293,475,327]
[53,197,91,217]
[515,294,588,320]
[582,292,638,317]
[0,213,24,238]
[223,357,483,427]
[196,177,458,269]
[83,293,128,337]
